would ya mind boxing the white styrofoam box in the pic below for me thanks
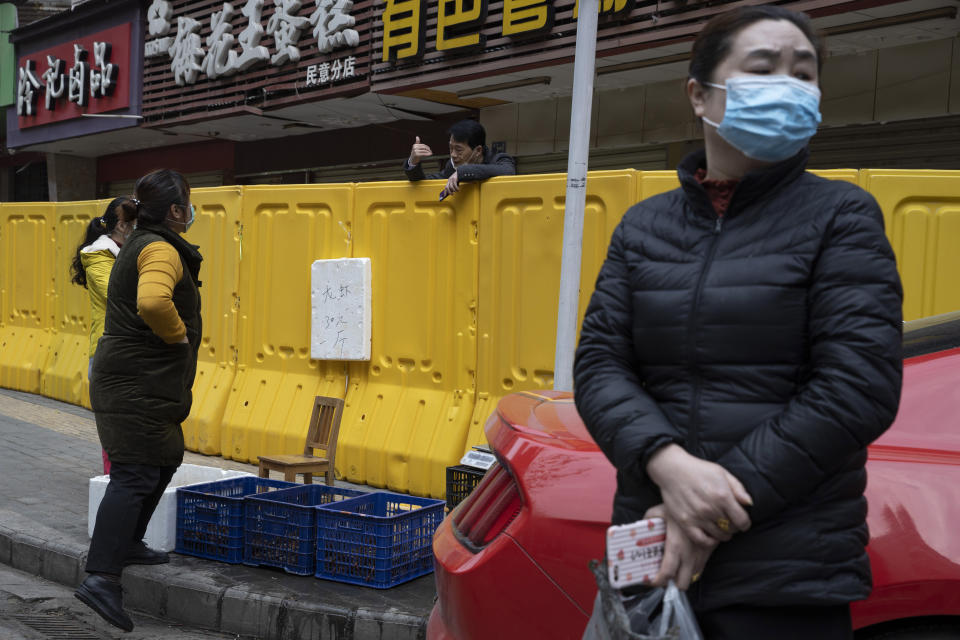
[87,464,253,552]
[310,257,372,361]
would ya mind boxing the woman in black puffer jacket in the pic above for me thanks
[574,6,902,639]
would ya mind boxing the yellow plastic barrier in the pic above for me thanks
[0,202,55,393]
[637,170,680,200]
[860,170,960,321]
[339,180,479,498]
[180,187,243,454]
[466,170,637,450]
[5,169,960,500]
[812,169,859,184]
[219,185,354,466]
[40,200,100,408]
[636,168,859,202]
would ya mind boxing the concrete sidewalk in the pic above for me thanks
[0,388,435,640]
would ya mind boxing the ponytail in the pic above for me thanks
[69,196,135,288]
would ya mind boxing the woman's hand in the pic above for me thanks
[645,504,716,591]
[653,509,717,591]
[646,444,753,546]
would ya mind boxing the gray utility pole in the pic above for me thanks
[554,0,599,392]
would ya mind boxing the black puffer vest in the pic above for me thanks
[90,223,202,467]
[574,149,903,611]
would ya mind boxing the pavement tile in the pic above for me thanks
[0,389,435,639]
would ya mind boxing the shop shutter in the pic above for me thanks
[104,171,224,197]
[517,145,668,175]
[810,116,960,169]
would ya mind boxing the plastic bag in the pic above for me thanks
[581,559,704,640]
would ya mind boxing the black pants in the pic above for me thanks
[86,462,178,576]
[698,603,852,640]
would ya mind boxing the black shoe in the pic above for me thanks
[75,575,134,632]
[123,541,169,566]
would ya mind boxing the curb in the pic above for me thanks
[0,511,428,640]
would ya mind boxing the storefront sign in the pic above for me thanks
[16,23,131,128]
[143,0,362,87]
[380,0,635,63]
[141,0,371,122]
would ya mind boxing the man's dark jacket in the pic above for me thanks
[403,147,516,182]
[91,223,202,468]
[573,149,903,612]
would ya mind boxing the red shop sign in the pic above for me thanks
[16,22,131,129]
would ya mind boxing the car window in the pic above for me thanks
[902,311,960,359]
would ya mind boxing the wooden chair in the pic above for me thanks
[257,396,344,485]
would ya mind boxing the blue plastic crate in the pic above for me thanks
[315,492,445,588]
[243,484,368,575]
[175,477,296,563]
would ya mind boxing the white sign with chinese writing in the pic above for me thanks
[311,258,371,360]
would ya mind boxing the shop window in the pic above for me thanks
[13,161,49,202]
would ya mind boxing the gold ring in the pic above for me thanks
[716,518,731,533]
[691,573,701,583]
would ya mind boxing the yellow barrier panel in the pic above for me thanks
[636,168,860,202]
[220,185,354,465]
[0,202,55,393]
[637,170,680,200]
[339,180,479,498]
[467,170,638,450]
[812,169,859,184]
[40,201,100,408]
[5,169,960,500]
[181,187,243,454]
[860,170,960,321]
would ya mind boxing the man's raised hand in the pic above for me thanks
[409,136,433,166]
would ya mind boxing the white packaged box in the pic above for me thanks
[87,463,253,552]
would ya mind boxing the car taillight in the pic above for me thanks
[451,462,523,549]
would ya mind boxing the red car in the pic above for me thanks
[429,312,960,639]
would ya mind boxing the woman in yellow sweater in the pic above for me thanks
[69,197,135,474]
[76,169,202,633]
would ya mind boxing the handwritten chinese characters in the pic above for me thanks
[311,258,372,361]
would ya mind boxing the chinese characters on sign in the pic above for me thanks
[312,0,359,52]
[310,258,372,361]
[145,0,362,87]
[502,0,553,37]
[381,0,426,62]
[304,55,356,85]
[145,0,174,57]
[169,16,204,85]
[381,0,629,63]
[16,23,129,124]
[436,0,486,51]
[17,61,41,116]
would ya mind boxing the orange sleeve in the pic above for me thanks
[136,241,186,344]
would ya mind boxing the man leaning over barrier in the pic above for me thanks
[403,119,517,200]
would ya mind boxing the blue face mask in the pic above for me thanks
[168,203,196,233]
[702,75,822,162]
